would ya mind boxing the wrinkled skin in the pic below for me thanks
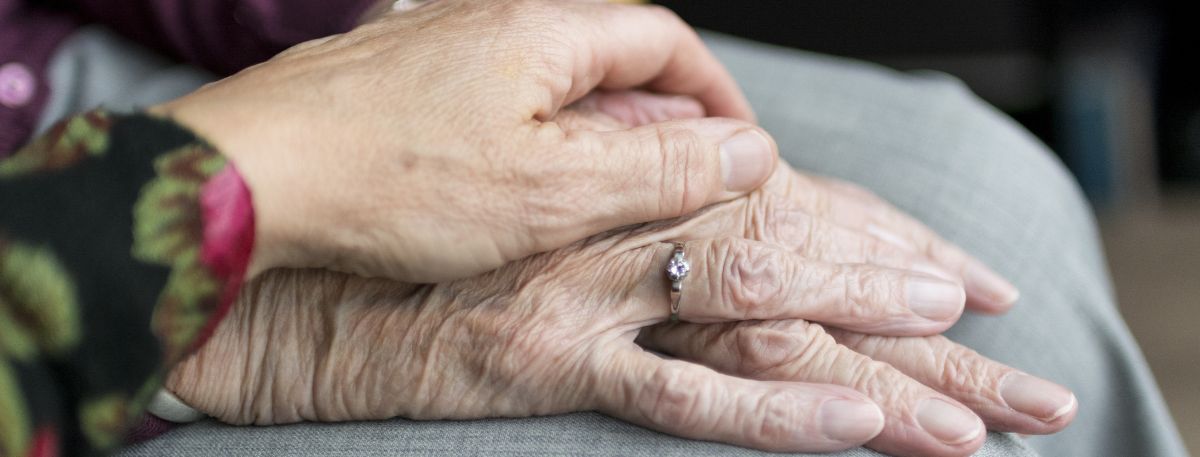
[168,97,1075,457]
[154,0,778,283]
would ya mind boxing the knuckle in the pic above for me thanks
[853,356,890,386]
[478,2,567,58]
[730,324,805,377]
[790,337,894,394]
[752,389,803,445]
[808,340,910,401]
[937,345,997,395]
[731,322,833,377]
[711,240,785,318]
[653,127,714,216]
[747,194,811,246]
[841,357,895,398]
[842,267,898,318]
[638,361,707,428]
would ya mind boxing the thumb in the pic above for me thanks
[562,118,778,230]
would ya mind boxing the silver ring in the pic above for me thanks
[665,242,690,322]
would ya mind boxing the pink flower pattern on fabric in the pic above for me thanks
[199,164,255,284]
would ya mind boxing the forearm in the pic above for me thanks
[0,111,254,456]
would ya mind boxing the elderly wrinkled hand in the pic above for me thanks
[572,93,1077,455]
[165,236,922,453]
[627,166,1077,456]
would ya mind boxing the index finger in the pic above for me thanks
[552,2,755,121]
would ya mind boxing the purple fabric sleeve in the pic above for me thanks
[0,0,79,156]
[68,0,381,76]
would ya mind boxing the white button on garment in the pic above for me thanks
[0,62,35,108]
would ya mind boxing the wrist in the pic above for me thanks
[148,101,283,279]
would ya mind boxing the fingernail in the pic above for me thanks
[1000,373,1077,422]
[964,259,1020,306]
[906,277,966,321]
[720,129,774,192]
[820,399,885,443]
[916,398,983,445]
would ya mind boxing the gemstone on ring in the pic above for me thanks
[666,252,690,282]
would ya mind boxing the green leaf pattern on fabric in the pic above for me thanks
[0,242,81,357]
[0,111,112,178]
[79,393,129,452]
[0,360,31,457]
[0,301,37,362]
[1,110,244,456]
[133,145,227,363]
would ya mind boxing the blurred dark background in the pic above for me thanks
[655,0,1199,204]
[653,0,1198,451]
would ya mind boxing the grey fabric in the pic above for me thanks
[38,26,1184,457]
[34,26,213,136]
[116,413,1033,457]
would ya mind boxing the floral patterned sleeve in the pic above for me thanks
[0,110,255,457]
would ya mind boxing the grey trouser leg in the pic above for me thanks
[40,26,1179,457]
